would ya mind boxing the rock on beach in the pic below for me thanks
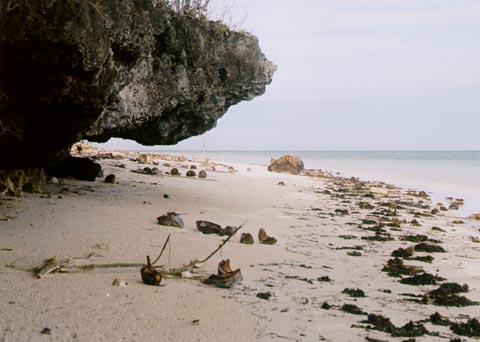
[268,154,304,175]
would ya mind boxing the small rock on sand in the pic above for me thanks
[157,212,184,228]
[240,233,254,244]
[186,170,196,177]
[104,174,116,183]
[198,170,207,178]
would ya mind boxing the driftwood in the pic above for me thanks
[7,223,244,279]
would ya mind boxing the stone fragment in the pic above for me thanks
[198,170,207,178]
[186,170,196,177]
[196,220,221,234]
[170,168,180,176]
[240,233,254,244]
[258,228,277,245]
[104,174,116,184]
[157,212,184,228]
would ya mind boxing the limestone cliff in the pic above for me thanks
[0,0,275,169]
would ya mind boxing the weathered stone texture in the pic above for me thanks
[0,0,275,169]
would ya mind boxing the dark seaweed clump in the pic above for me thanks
[341,304,366,315]
[363,314,429,337]
[414,243,446,253]
[424,283,477,307]
[400,272,444,286]
[382,258,421,277]
[361,232,394,242]
[429,312,452,326]
[392,247,413,258]
[400,234,428,242]
[318,276,332,282]
[405,255,434,263]
[321,302,331,310]
[342,288,366,298]
[450,318,480,337]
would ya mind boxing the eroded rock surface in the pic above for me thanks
[268,154,305,175]
[0,0,275,169]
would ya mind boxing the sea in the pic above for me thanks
[139,150,480,216]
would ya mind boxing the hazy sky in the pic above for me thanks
[100,0,480,151]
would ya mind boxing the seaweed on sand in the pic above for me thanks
[451,318,480,337]
[362,232,394,242]
[392,246,414,258]
[429,312,452,326]
[405,255,434,263]
[382,258,422,277]
[414,243,446,253]
[343,288,366,298]
[341,303,366,315]
[362,315,429,337]
[399,234,428,243]
[423,283,478,307]
[400,272,444,286]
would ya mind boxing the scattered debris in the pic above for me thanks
[186,170,196,177]
[429,312,452,326]
[198,170,207,178]
[382,258,421,277]
[202,259,243,288]
[240,233,254,244]
[362,314,429,337]
[112,278,127,287]
[414,243,446,253]
[392,246,414,258]
[342,288,366,298]
[219,226,235,236]
[257,292,272,300]
[361,232,394,242]
[341,304,366,315]
[405,255,434,263]
[347,251,362,257]
[40,328,51,335]
[258,228,277,245]
[196,220,222,234]
[321,302,331,310]
[400,272,444,286]
[140,256,162,286]
[339,234,357,240]
[450,318,480,337]
[170,168,180,176]
[424,283,477,307]
[104,174,116,183]
[400,235,428,243]
[157,212,184,228]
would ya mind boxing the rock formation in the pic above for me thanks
[268,155,304,175]
[0,0,275,169]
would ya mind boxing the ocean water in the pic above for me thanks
[143,150,480,215]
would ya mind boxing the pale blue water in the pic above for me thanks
[142,150,480,215]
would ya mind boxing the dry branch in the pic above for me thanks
[7,222,245,278]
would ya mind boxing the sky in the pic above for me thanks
[99,0,480,151]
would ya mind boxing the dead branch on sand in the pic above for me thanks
[7,223,245,279]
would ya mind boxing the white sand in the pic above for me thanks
[1,149,479,342]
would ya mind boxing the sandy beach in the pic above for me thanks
[1,148,480,342]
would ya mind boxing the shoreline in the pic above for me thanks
[1,148,480,341]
